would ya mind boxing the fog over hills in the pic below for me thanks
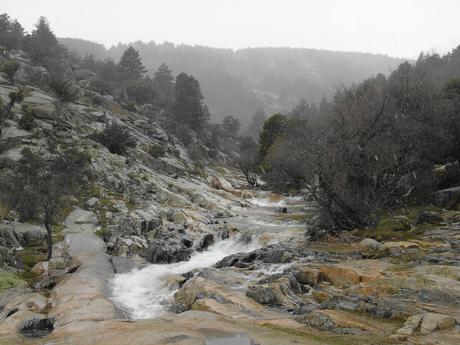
[60,37,406,123]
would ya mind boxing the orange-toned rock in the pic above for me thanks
[319,264,379,288]
[310,290,331,303]
[291,264,319,285]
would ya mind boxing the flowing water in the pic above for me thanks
[110,236,261,319]
[110,196,305,320]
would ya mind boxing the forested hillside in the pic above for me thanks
[60,38,405,124]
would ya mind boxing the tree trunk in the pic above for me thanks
[45,222,53,260]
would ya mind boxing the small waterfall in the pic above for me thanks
[110,236,260,319]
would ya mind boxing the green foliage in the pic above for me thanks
[92,122,136,155]
[0,13,24,50]
[144,143,165,158]
[153,63,175,109]
[8,88,25,109]
[22,16,66,77]
[12,147,90,259]
[48,79,79,103]
[125,100,137,111]
[444,78,460,99]
[0,271,26,290]
[258,113,288,162]
[125,79,155,104]
[1,60,20,84]
[118,46,146,81]
[172,73,209,132]
[264,47,460,232]
[18,107,37,131]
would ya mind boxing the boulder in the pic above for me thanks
[208,175,234,192]
[198,233,214,250]
[319,264,378,288]
[420,313,456,335]
[291,264,319,286]
[395,314,424,336]
[413,211,442,225]
[358,238,383,257]
[146,242,192,264]
[85,197,99,209]
[246,276,302,310]
[112,235,147,257]
[246,285,277,305]
[174,277,278,319]
[30,261,48,276]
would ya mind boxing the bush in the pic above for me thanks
[18,106,37,131]
[1,61,20,84]
[144,143,165,158]
[48,79,79,103]
[8,88,25,109]
[92,122,136,155]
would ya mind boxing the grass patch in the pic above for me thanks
[0,271,26,290]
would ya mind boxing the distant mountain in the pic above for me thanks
[60,38,407,124]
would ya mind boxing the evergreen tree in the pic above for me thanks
[258,113,288,162]
[118,46,146,81]
[153,63,175,108]
[0,13,24,49]
[23,16,66,76]
[172,72,209,131]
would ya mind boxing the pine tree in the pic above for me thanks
[172,73,209,131]
[23,16,65,76]
[118,46,146,81]
[153,63,174,108]
[0,13,24,49]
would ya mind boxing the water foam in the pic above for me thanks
[110,237,260,319]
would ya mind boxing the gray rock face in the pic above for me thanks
[413,211,442,225]
[215,245,297,268]
[64,208,98,233]
[0,222,46,247]
[0,126,32,140]
[246,285,277,305]
[146,242,192,264]
[433,186,460,208]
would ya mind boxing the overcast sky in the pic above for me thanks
[2,0,459,59]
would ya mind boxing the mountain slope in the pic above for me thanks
[59,38,406,123]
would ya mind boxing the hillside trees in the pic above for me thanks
[153,63,175,109]
[258,113,288,163]
[13,148,90,259]
[0,13,24,50]
[262,47,460,235]
[23,16,67,77]
[119,46,146,81]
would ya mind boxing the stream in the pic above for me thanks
[110,195,307,320]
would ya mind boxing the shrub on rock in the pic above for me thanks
[92,122,136,155]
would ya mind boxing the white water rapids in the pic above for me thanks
[110,236,261,319]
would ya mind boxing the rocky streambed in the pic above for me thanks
[1,180,460,345]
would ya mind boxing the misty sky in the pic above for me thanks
[2,0,459,59]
